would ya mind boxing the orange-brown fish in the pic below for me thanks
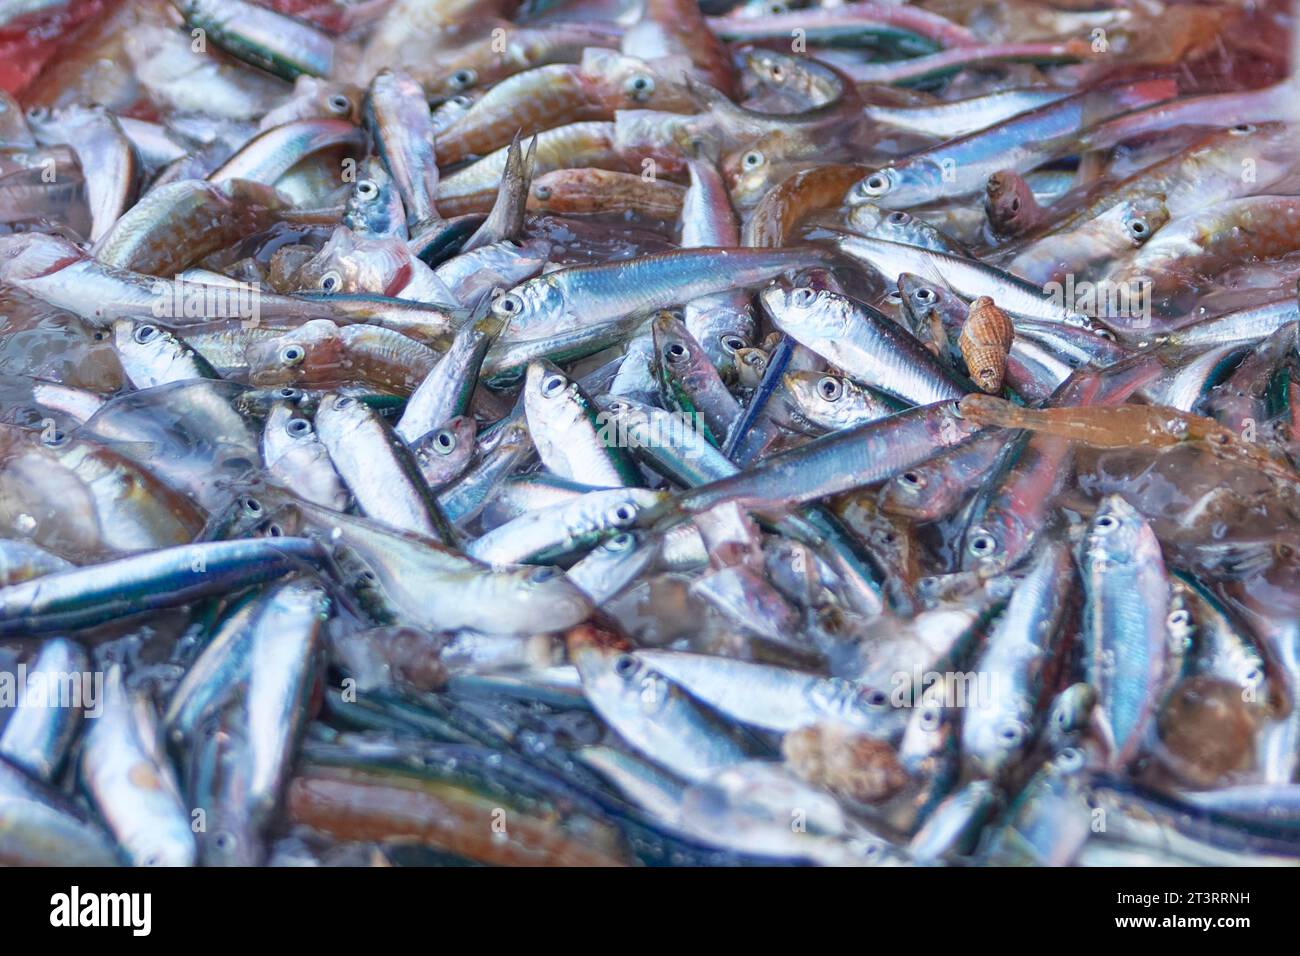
[527,167,685,218]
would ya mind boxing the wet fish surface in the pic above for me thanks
[0,0,1297,870]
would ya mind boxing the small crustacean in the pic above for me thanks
[958,296,1015,393]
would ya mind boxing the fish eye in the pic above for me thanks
[240,496,263,516]
[286,417,312,438]
[213,830,237,853]
[899,470,926,489]
[277,386,302,401]
[319,270,343,294]
[848,838,884,863]
[493,292,524,316]
[816,375,842,402]
[859,171,893,197]
[663,341,688,363]
[1167,608,1191,629]
[606,400,630,415]
[605,532,635,552]
[1231,123,1255,134]
[280,345,306,366]
[41,427,67,447]
[790,286,816,307]
[741,150,765,170]
[449,68,478,91]
[25,105,48,122]
[1126,218,1150,243]
[133,324,160,344]
[998,721,1025,747]
[431,428,456,454]
[326,93,351,114]
[612,654,640,679]
[261,520,285,537]
[540,373,567,398]
[355,179,378,200]
[624,73,656,101]
[919,707,940,731]
[886,211,909,225]
[721,334,747,353]
[1055,748,1085,771]
[864,687,889,710]
[914,287,935,303]
[967,532,998,557]
[610,503,638,524]
[1093,513,1119,533]
[533,184,552,201]
[333,395,355,410]
[1009,197,1021,212]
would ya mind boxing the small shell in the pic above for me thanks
[959,296,1015,393]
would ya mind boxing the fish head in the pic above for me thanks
[113,318,179,361]
[343,158,406,239]
[962,704,1031,779]
[720,134,793,193]
[899,696,953,770]
[783,370,855,424]
[524,360,590,455]
[1081,493,1157,569]
[412,415,476,485]
[566,620,655,705]
[848,166,904,207]
[651,310,710,384]
[492,274,565,334]
[263,400,319,454]
[295,227,409,297]
[897,272,955,326]
[496,565,594,633]
[430,91,481,133]
[246,320,344,388]
[741,48,803,94]
[260,77,361,131]
[760,283,852,339]
[1114,193,1170,248]
[0,232,84,281]
[313,392,371,444]
[582,50,693,112]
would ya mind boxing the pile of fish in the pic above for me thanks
[2,0,1300,867]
